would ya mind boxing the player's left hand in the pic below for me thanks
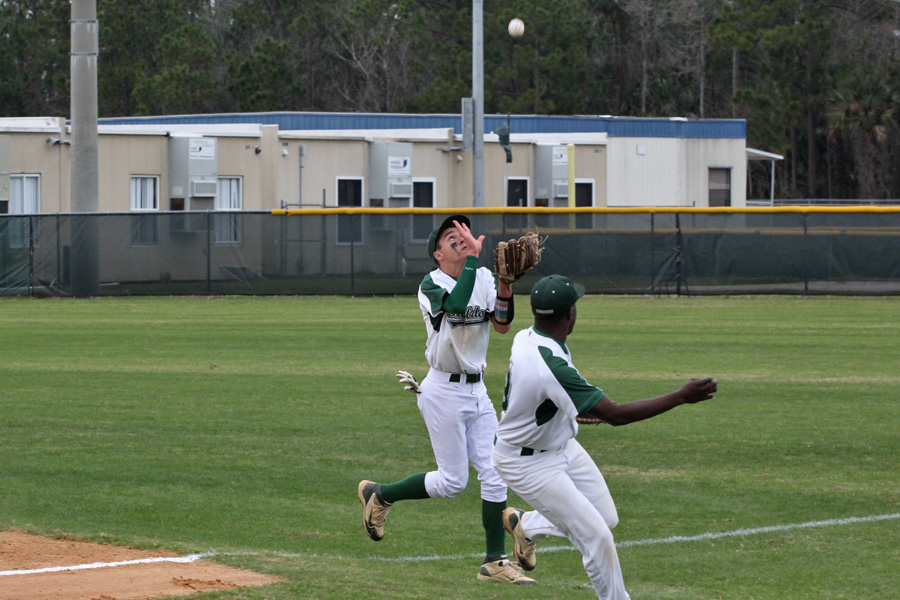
[396,370,421,394]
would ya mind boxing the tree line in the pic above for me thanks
[1,0,898,200]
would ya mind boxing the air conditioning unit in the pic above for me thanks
[168,136,218,233]
[169,136,218,204]
[191,179,218,197]
[553,182,569,199]
[534,144,570,199]
[369,142,413,201]
[390,181,413,198]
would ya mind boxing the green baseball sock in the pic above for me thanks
[379,472,429,503]
[482,499,507,559]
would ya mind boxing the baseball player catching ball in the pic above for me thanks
[491,274,718,599]
[358,215,535,584]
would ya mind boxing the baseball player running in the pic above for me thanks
[359,215,535,584]
[491,274,718,599]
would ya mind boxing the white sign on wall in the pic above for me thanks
[189,138,216,160]
[388,156,411,177]
[552,146,568,165]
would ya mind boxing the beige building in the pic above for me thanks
[1,114,756,221]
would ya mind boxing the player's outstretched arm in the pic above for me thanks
[587,377,718,426]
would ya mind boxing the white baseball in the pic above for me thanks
[508,18,525,38]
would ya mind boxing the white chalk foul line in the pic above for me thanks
[615,513,900,549]
[2,513,896,575]
[0,553,213,577]
[363,512,900,563]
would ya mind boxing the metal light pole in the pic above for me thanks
[472,0,484,207]
[70,0,100,296]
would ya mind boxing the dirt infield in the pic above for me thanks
[0,530,281,600]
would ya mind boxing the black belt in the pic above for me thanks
[449,372,482,384]
[520,447,547,456]
[494,438,548,456]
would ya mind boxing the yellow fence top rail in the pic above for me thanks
[273,206,900,216]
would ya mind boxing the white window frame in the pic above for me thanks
[130,175,159,246]
[708,167,732,207]
[505,177,530,207]
[130,175,159,211]
[574,178,596,207]
[214,176,242,245]
[10,174,41,214]
[9,174,41,247]
[505,177,530,231]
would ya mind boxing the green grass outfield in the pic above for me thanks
[1,294,898,599]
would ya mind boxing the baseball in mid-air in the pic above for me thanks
[508,18,525,38]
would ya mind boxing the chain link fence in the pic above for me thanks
[2,209,899,297]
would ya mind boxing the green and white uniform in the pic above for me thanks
[419,257,495,374]
[492,326,631,600]
[416,256,506,502]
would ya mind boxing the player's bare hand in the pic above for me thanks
[453,219,484,257]
[679,377,717,404]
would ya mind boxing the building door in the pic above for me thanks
[575,181,594,229]
[412,180,434,241]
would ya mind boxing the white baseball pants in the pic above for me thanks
[417,371,507,503]
[492,438,630,600]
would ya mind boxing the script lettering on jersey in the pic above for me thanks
[447,305,491,328]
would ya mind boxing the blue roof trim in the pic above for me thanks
[99,112,745,139]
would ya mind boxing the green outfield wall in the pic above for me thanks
[2,208,899,297]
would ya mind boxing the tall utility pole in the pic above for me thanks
[70,0,100,296]
[472,0,484,207]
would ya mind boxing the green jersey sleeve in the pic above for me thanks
[538,347,604,414]
[421,256,479,316]
[442,256,479,314]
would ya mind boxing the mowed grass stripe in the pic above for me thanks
[1,295,897,599]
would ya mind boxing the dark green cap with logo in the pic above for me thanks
[427,214,470,264]
[531,275,586,316]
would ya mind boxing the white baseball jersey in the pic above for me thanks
[492,326,631,599]
[418,265,497,374]
[496,327,605,450]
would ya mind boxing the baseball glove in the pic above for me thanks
[396,370,421,394]
[576,414,607,425]
[494,231,547,284]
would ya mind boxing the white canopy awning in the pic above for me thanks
[746,147,784,201]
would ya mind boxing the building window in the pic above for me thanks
[506,178,529,231]
[215,176,242,245]
[412,179,435,241]
[131,176,158,210]
[130,176,159,245]
[337,177,363,244]
[709,168,731,207]
[9,174,40,247]
[10,174,40,214]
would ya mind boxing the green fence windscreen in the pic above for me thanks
[2,210,898,297]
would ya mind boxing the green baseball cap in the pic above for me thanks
[427,214,470,264]
[531,275,586,316]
